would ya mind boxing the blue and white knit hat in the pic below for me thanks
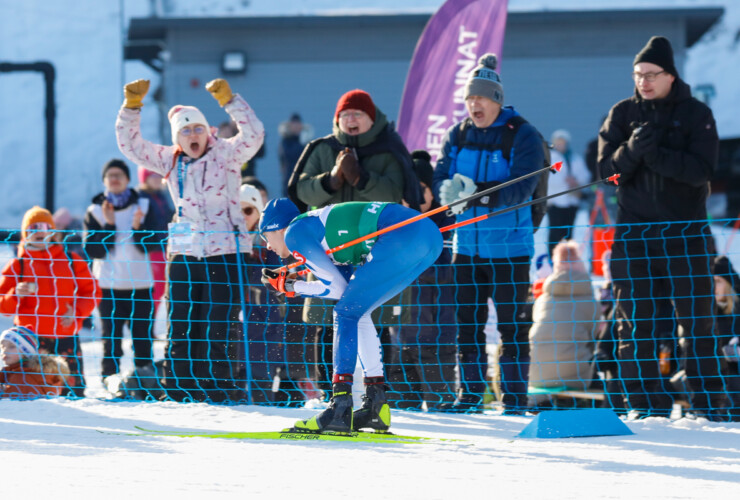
[0,326,39,357]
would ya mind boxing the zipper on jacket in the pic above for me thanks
[474,139,483,256]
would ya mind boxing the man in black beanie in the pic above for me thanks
[598,36,734,420]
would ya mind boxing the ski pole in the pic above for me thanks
[444,160,562,214]
[439,174,621,233]
[279,160,562,271]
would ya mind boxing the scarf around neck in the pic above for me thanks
[105,188,132,208]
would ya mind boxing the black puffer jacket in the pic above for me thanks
[597,78,718,228]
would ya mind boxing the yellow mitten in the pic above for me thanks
[123,79,150,109]
[205,78,233,107]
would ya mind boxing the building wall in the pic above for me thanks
[156,13,691,195]
[503,13,685,155]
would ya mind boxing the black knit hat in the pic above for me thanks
[411,150,433,188]
[715,255,740,294]
[102,158,130,180]
[633,36,678,77]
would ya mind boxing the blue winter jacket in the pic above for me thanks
[432,106,544,259]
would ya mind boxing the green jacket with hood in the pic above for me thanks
[296,108,404,208]
[294,107,410,328]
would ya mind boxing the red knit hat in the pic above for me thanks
[335,89,376,122]
[138,166,156,184]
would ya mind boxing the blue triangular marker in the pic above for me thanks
[518,409,634,439]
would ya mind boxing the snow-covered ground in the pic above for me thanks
[1,398,739,497]
[2,2,740,495]
[1,221,739,497]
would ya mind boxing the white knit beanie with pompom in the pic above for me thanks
[168,105,210,145]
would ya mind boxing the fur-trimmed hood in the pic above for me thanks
[0,355,70,399]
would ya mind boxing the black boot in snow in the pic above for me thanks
[500,355,530,414]
[294,382,353,433]
[353,377,391,432]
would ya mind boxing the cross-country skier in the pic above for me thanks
[259,198,443,433]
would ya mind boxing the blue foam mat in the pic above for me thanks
[518,408,634,439]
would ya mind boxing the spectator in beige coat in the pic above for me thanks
[528,241,600,392]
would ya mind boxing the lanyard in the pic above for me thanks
[176,155,188,218]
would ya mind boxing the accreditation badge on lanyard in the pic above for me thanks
[168,221,193,253]
[168,155,194,253]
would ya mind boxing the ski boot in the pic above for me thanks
[353,377,391,432]
[293,381,353,433]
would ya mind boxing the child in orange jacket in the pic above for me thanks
[0,207,101,397]
[1,325,70,399]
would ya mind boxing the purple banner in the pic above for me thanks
[397,0,509,164]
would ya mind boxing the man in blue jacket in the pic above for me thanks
[433,53,545,413]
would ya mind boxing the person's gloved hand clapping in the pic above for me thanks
[439,173,477,214]
[337,148,364,187]
[627,123,658,163]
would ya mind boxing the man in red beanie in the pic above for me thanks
[284,88,422,407]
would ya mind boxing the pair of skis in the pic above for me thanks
[100,425,467,445]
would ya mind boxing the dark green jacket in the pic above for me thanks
[296,108,411,327]
[296,108,404,208]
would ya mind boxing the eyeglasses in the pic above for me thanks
[632,70,666,83]
[27,222,53,231]
[338,110,367,120]
[242,206,256,216]
[179,126,207,136]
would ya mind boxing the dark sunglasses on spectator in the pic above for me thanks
[180,126,206,136]
[242,206,256,216]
